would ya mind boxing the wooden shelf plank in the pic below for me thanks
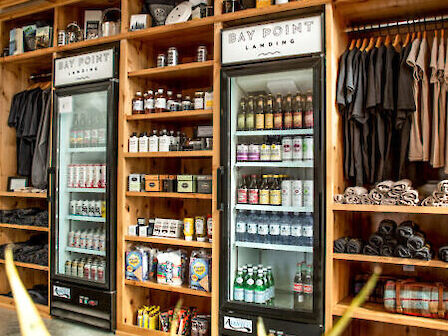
[56,34,125,53]
[124,151,213,158]
[333,297,448,331]
[125,235,212,248]
[125,279,212,297]
[331,203,448,215]
[0,47,56,65]
[128,61,214,80]
[216,0,330,22]
[0,191,47,199]
[126,110,213,122]
[117,323,170,336]
[0,223,48,232]
[333,253,448,269]
[0,295,49,317]
[0,259,48,271]
[126,192,212,199]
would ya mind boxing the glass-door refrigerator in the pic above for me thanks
[49,47,118,330]
[219,14,325,336]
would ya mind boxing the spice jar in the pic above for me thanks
[197,46,208,62]
[132,91,144,114]
[155,88,167,113]
[194,91,204,110]
[182,96,193,110]
[167,47,178,66]
[157,53,166,67]
[144,90,155,113]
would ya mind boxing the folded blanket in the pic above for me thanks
[360,194,372,204]
[345,194,361,204]
[381,198,397,205]
[437,180,448,193]
[368,233,384,249]
[384,237,398,247]
[421,196,436,206]
[347,238,363,254]
[403,189,419,203]
[396,221,417,240]
[376,180,394,193]
[387,190,403,199]
[345,186,368,196]
[369,189,384,203]
[412,245,432,260]
[380,244,395,257]
[363,244,380,256]
[394,244,412,258]
[392,179,412,193]
[438,246,448,262]
[334,194,345,204]
[334,237,349,253]
[407,232,426,251]
[432,191,448,202]
[399,199,418,206]
[378,219,397,236]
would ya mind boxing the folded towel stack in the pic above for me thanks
[333,237,363,254]
[421,180,448,206]
[333,180,419,205]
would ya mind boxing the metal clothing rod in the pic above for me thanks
[345,14,448,33]
[30,73,52,80]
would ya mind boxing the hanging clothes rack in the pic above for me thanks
[345,14,448,33]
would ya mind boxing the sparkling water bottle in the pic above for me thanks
[233,268,245,301]
[235,211,247,242]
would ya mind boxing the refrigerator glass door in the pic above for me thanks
[54,87,109,286]
[225,64,321,317]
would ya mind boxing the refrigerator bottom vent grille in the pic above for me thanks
[51,303,111,329]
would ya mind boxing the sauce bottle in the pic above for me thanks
[129,132,138,152]
[149,130,159,152]
[144,90,155,114]
[132,91,144,114]
[155,88,167,113]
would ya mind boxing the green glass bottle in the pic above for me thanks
[244,270,255,303]
[254,269,266,304]
[233,269,245,302]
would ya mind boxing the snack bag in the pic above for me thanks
[126,250,145,281]
[189,250,211,292]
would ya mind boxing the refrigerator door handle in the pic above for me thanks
[217,166,224,211]
[47,166,56,203]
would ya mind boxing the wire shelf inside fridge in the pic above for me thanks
[234,241,313,253]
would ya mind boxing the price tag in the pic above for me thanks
[59,96,73,114]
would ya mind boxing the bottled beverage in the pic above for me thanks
[273,94,283,130]
[138,132,149,152]
[166,90,174,111]
[248,174,259,205]
[155,88,167,113]
[237,175,248,204]
[234,269,245,301]
[265,94,274,130]
[244,270,255,303]
[246,211,258,242]
[262,268,270,303]
[149,130,159,152]
[267,266,275,302]
[132,91,144,114]
[270,137,282,161]
[237,97,246,130]
[290,212,302,246]
[259,175,270,205]
[70,113,79,148]
[254,269,266,304]
[279,213,291,245]
[304,92,313,129]
[159,129,170,151]
[260,139,271,161]
[257,211,269,244]
[255,95,265,130]
[303,264,313,310]
[283,93,293,129]
[302,213,313,247]
[269,175,282,206]
[245,96,255,130]
[293,263,304,309]
[282,137,293,161]
[235,211,247,242]
[269,212,280,244]
[293,93,304,129]
[144,90,155,113]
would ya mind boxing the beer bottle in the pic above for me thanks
[259,175,270,205]
[237,97,246,130]
[273,94,283,130]
[270,175,282,206]
[245,96,255,130]
[293,93,304,129]
[248,174,259,205]
[304,92,314,129]
[255,95,265,130]
[265,94,274,130]
[283,93,293,129]
[293,262,304,309]
[237,175,248,204]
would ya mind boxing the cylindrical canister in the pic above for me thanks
[292,180,303,207]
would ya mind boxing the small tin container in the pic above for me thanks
[157,53,167,67]
[177,175,197,193]
[58,30,66,46]
[145,175,161,192]
[162,175,177,192]
[197,175,212,194]
[197,45,208,62]
[167,47,179,66]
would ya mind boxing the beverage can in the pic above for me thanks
[303,180,313,207]
[88,200,96,217]
[293,137,303,160]
[94,200,102,217]
[100,164,106,188]
[94,164,101,188]
[75,200,83,216]
[67,164,75,187]
[78,164,87,188]
[97,263,105,282]
[167,47,178,66]
[81,200,89,216]
[303,136,313,160]
[69,200,77,215]
[65,260,72,276]
[236,144,249,161]
[197,46,208,62]
[292,180,303,207]
[281,137,293,161]
[68,230,75,247]
[281,180,292,207]
[270,143,282,161]
[84,262,91,280]
[248,144,261,161]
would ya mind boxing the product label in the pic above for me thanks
[246,114,255,129]
[237,114,246,130]
[293,111,303,128]
[255,114,265,129]
[259,189,270,204]
[304,110,314,128]
[274,113,283,129]
[149,137,159,152]
[129,138,138,152]
[270,144,282,161]
[265,113,273,129]
[238,188,248,203]
[260,144,271,161]
[234,287,244,301]
[293,283,303,293]
[144,98,154,110]
[302,226,313,237]
[254,289,265,304]
[155,97,167,109]
[133,100,144,111]
[194,97,204,110]
[284,112,293,128]
[244,288,254,303]
[280,225,291,236]
[269,224,280,235]
[248,189,259,204]
[258,224,269,236]
[304,284,313,294]
[223,316,253,333]
[270,190,282,205]
[291,225,302,237]
[247,223,257,234]
[236,221,246,233]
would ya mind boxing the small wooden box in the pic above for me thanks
[177,175,197,193]
[145,175,161,192]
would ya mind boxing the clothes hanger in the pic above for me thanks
[375,25,383,47]
[423,17,427,39]
[384,24,391,46]
[393,22,402,50]
[403,20,411,47]
[366,36,376,51]
[360,37,369,51]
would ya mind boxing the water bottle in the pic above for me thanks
[302,212,313,247]
[269,212,280,244]
[235,211,247,242]
[246,210,258,242]
[257,211,269,244]
[291,212,303,246]
[279,212,291,245]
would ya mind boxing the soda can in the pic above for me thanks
[76,200,83,215]
[94,200,102,217]
[91,263,98,281]
[78,164,87,188]
[303,136,313,160]
[88,200,96,217]
[292,180,303,207]
[69,200,76,215]
[281,180,292,207]
[100,164,106,188]
[167,47,178,66]
[65,260,72,276]
[86,164,95,188]
[84,262,91,280]
[71,260,78,277]
[97,263,105,282]
[197,45,208,62]
[303,180,314,207]
[68,230,75,247]
[292,137,303,161]
[94,164,101,188]
[67,164,75,187]
[282,137,293,161]
[58,30,66,46]
[74,230,81,247]
[236,144,249,161]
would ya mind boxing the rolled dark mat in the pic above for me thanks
[334,237,349,253]
[394,245,412,258]
[396,221,418,240]
[384,237,398,247]
[368,233,384,249]
[438,246,448,262]
[412,245,432,260]
[378,219,397,236]
[380,245,394,257]
[407,232,426,251]
[347,238,363,254]
[363,244,380,256]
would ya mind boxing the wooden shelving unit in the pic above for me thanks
[0,191,47,198]
[0,223,49,232]
[334,253,448,269]
[125,110,213,122]
[123,150,213,158]
[125,191,212,199]
[125,279,212,297]
[128,60,214,80]
[331,203,448,215]
[125,235,212,248]
[0,259,48,272]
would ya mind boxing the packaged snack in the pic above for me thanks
[156,249,186,286]
[125,250,147,281]
[189,250,211,292]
